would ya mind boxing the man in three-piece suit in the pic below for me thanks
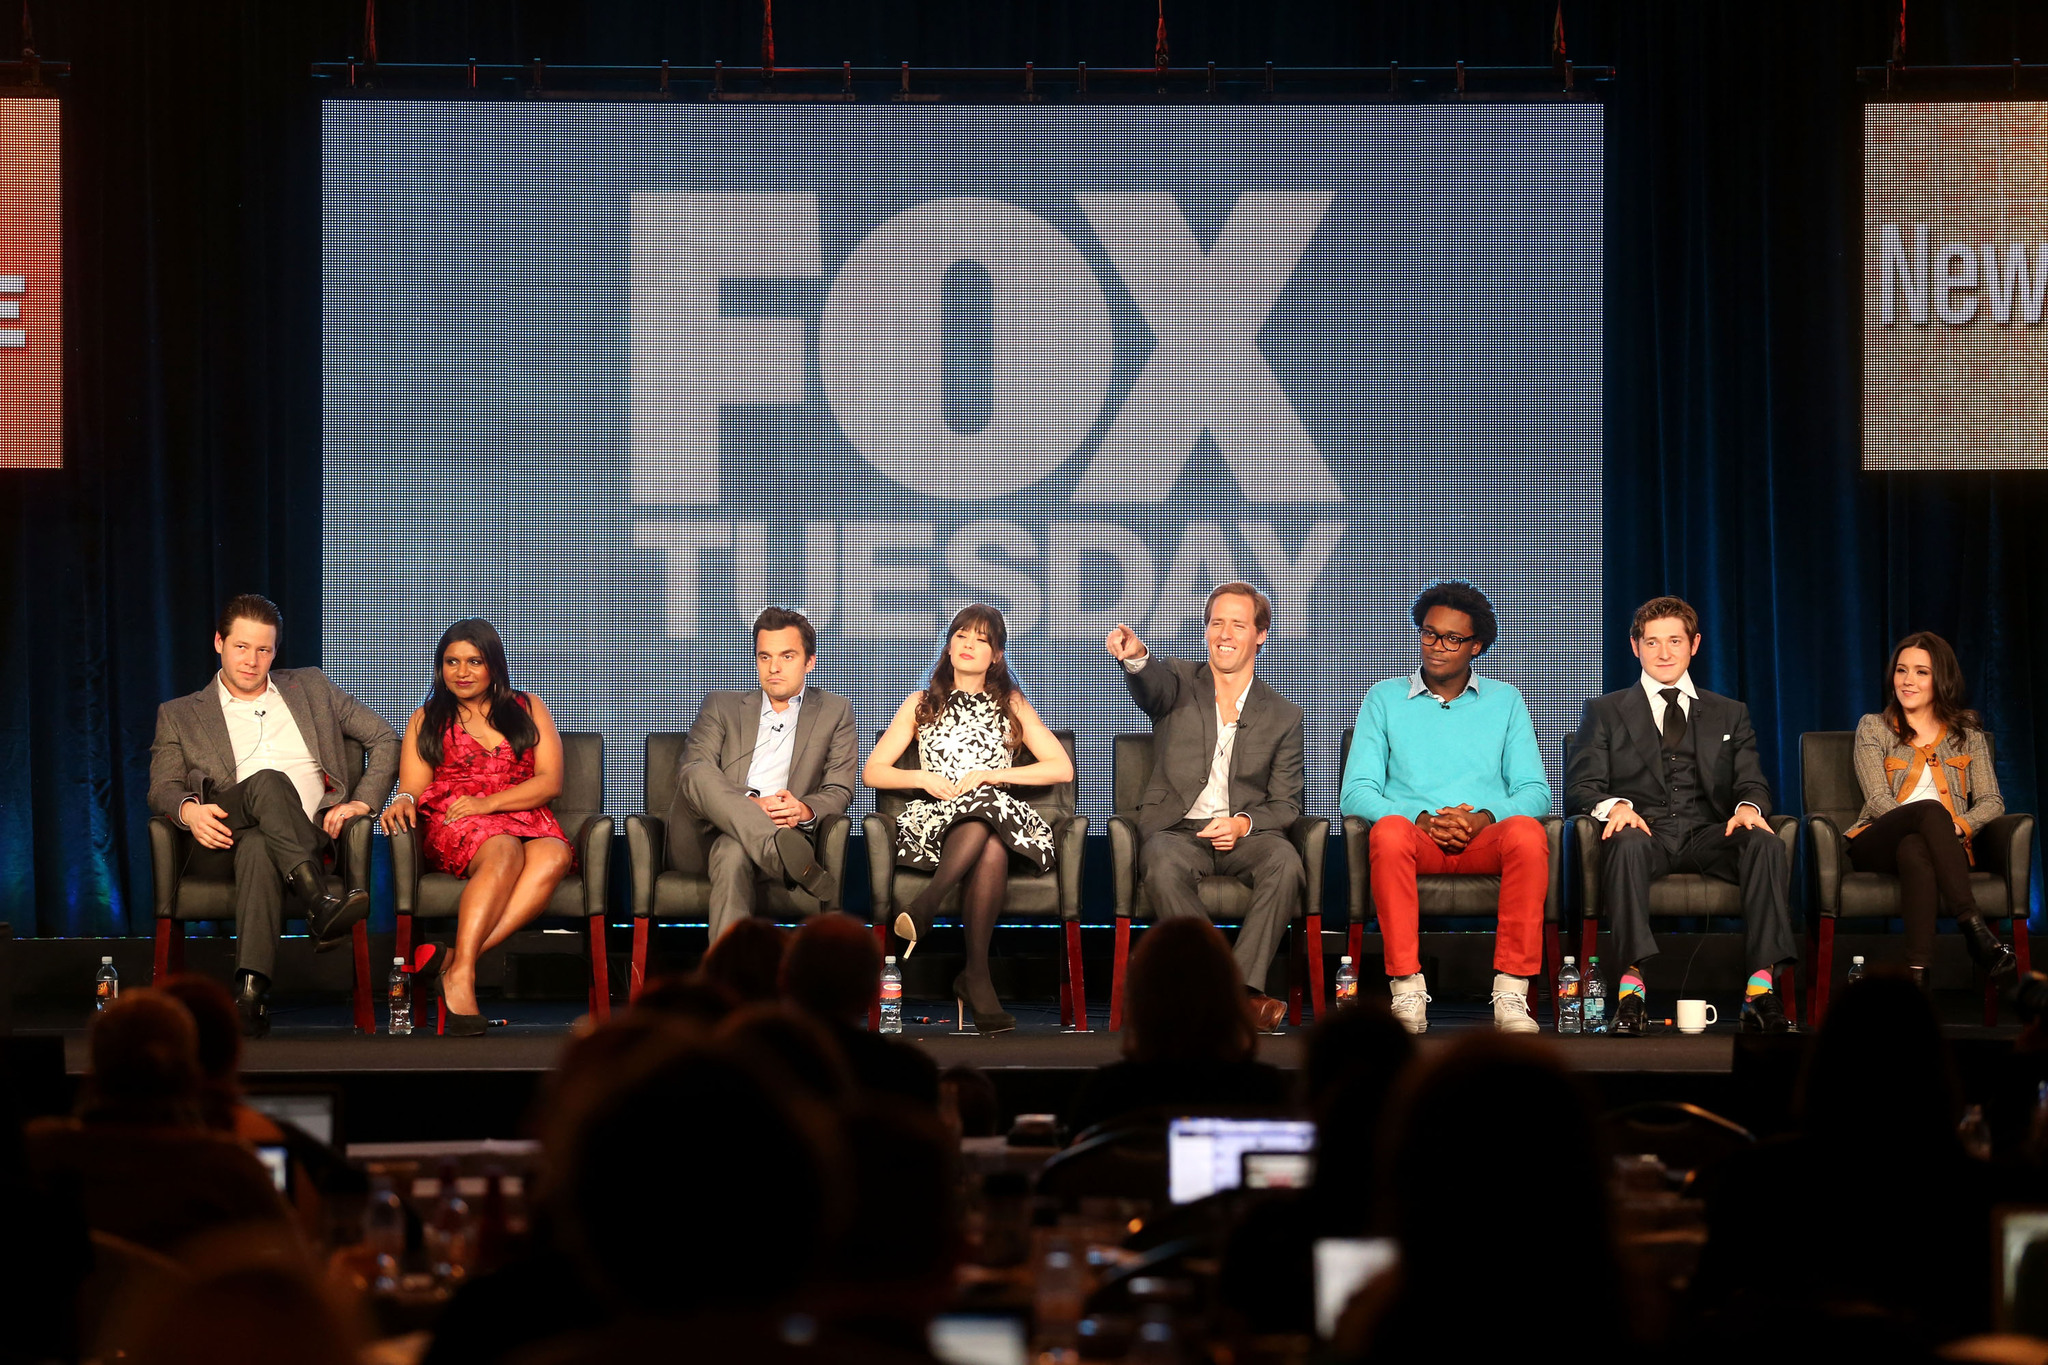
[1106,581,1305,1034]
[664,607,858,942]
[1564,595,1795,1034]
[147,594,399,1035]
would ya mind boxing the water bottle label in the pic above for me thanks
[96,980,116,1002]
[1335,980,1357,1002]
[881,981,901,1001]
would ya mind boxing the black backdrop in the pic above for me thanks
[7,0,2048,934]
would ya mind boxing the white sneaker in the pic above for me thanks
[1390,974,1430,1035]
[1491,973,1539,1034]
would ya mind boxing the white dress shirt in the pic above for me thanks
[1592,671,1760,823]
[745,688,805,798]
[1125,653,1252,825]
[218,675,326,822]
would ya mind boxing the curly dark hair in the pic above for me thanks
[1410,579,1499,654]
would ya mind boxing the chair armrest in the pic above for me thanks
[1970,812,2035,921]
[576,815,614,920]
[389,823,423,915]
[863,813,897,921]
[814,812,852,894]
[1108,815,1142,920]
[1288,817,1328,922]
[1805,814,1846,920]
[625,814,664,921]
[1540,816,1566,926]
[149,816,184,920]
[1051,815,1089,921]
[338,813,376,894]
[1570,815,1602,924]
[1342,815,1371,926]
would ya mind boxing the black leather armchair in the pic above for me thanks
[1108,732,1327,1030]
[389,731,615,1021]
[1801,730,2032,1025]
[624,731,852,1000]
[1562,733,1802,1025]
[1339,727,1565,1021]
[148,737,380,1032]
[864,729,1090,1029]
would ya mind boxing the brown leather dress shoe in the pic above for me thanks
[1248,992,1287,1033]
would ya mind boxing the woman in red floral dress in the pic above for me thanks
[379,619,573,1034]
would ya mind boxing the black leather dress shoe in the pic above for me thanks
[234,969,271,1039]
[774,828,836,906]
[1611,993,1648,1037]
[1959,915,2019,979]
[288,861,370,950]
[1740,989,1790,1034]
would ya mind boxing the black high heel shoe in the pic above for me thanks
[436,979,488,1037]
[952,972,1015,1036]
[1959,915,2019,979]
[894,901,937,957]
[410,941,449,984]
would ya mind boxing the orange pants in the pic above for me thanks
[1369,814,1549,978]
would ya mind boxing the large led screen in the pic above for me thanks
[322,101,1603,820]
[1866,101,2048,469]
[0,97,61,469]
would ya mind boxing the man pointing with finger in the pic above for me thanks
[1109,582,1306,1033]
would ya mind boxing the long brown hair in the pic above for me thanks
[1881,630,1980,744]
[915,604,1025,751]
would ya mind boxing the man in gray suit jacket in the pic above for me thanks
[1106,582,1305,1033]
[664,608,859,942]
[147,594,399,1033]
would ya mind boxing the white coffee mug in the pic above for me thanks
[1675,999,1718,1034]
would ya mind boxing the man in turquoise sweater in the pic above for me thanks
[1341,580,1553,1034]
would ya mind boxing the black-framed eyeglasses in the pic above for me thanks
[1419,628,1478,649]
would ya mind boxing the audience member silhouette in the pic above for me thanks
[0,1097,92,1365]
[1693,973,2010,1353]
[1065,916,1289,1137]
[113,1226,357,1365]
[939,1063,1001,1139]
[1339,1035,1625,1362]
[698,915,790,1005]
[718,1002,858,1108]
[23,991,288,1256]
[1218,1000,1417,1338]
[815,1103,961,1362]
[781,912,939,1108]
[628,972,739,1028]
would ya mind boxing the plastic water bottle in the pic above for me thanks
[425,1167,478,1287]
[879,955,903,1034]
[94,956,119,1011]
[388,957,413,1036]
[1334,955,1358,1005]
[1556,956,1583,1034]
[1846,955,1866,987]
[1584,956,1608,1034]
[362,1175,405,1293]
[1959,1104,1993,1161]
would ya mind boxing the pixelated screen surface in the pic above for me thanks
[1865,101,2048,470]
[322,100,1603,819]
[0,97,61,469]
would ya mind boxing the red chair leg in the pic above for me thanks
[152,920,174,983]
[1580,917,1597,967]
[869,918,889,1031]
[2016,916,2033,975]
[1347,921,1364,967]
[352,920,375,1034]
[396,913,413,964]
[1305,912,1326,1021]
[630,919,650,1003]
[1813,917,1835,1027]
[1110,917,1132,1031]
[1063,920,1089,1031]
[587,915,612,1022]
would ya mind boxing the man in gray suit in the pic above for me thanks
[664,607,858,942]
[1106,581,1305,1033]
[147,594,399,1034]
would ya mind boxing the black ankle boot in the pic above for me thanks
[288,861,369,949]
[1958,915,2019,979]
[234,969,271,1039]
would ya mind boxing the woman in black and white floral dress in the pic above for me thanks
[864,603,1073,1033]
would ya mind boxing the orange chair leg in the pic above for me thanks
[152,920,174,982]
[395,913,413,964]
[352,920,375,1034]
[1065,920,1089,1032]
[1110,917,1132,1031]
[1580,918,1597,967]
[587,916,612,1021]
[1286,921,1304,1026]
[869,918,889,1031]
[1813,918,1835,1027]
[1305,912,1326,1021]
[630,919,650,1003]
[1347,921,1364,967]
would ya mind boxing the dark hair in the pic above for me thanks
[1629,595,1700,641]
[416,619,540,769]
[780,912,883,1022]
[1881,631,1981,744]
[215,594,282,641]
[698,918,790,1006]
[158,974,245,1131]
[914,604,1026,751]
[752,606,817,660]
[79,989,204,1128]
[1125,916,1255,1065]
[1410,579,1499,654]
[1206,581,1273,638]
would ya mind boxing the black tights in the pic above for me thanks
[909,820,1012,1014]
[1846,800,1977,967]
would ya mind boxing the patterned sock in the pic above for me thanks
[1618,968,1647,1001]
[1745,968,1774,998]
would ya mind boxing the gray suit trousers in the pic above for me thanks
[669,762,800,943]
[181,768,328,979]
[1140,821,1304,994]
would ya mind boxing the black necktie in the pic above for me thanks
[1660,688,1687,751]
